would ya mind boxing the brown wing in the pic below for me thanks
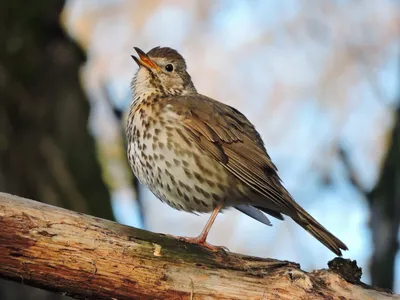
[165,94,295,213]
[165,94,348,256]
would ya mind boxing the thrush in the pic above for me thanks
[127,46,348,256]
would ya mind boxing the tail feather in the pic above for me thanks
[294,206,348,256]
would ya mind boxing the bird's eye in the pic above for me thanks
[165,64,174,72]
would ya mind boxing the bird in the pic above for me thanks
[127,46,348,256]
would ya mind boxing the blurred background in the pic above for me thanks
[0,0,399,299]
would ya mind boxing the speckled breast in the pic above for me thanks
[127,97,231,213]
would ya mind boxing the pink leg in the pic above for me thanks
[179,204,227,252]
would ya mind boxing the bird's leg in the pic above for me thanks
[179,203,228,252]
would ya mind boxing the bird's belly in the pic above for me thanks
[127,120,230,213]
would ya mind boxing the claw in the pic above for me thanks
[178,236,229,253]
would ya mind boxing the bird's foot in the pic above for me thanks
[178,236,229,253]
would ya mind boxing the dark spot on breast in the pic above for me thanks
[146,132,152,139]
[165,161,171,168]
[159,154,165,160]
[201,190,210,198]
[158,142,165,149]
[155,128,161,135]
[152,143,157,150]
[211,193,221,202]
[193,172,205,183]
[183,168,193,179]
[179,181,192,192]
[182,160,189,167]
[177,188,183,197]
[173,159,180,166]
[165,170,176,184]
[206,179,215,188]
[153,136,159,142]
[135,128,140,138]
[193,196,201,205]
[201,201,208,207]
[184,194,190,202]
[153,154,159,160]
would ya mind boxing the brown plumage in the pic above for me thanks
[127,46,348,256]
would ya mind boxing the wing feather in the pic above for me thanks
[163,94,348,255]
[166,94,293,213]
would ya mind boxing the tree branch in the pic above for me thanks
[0,192,398,300]
[338,145,369,196]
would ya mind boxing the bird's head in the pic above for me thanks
[131,46,196,97]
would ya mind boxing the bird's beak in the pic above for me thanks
[131,47,161,71]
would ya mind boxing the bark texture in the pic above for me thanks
[0,192,398,300]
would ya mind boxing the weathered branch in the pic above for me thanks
[0,192,398,299]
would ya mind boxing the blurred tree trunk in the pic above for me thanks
[368,106,400,290]
[340,105,400,290]
[0,1,114,299]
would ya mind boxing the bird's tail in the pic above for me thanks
[292,204,348,256]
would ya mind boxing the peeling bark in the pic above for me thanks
[0,192,398,300]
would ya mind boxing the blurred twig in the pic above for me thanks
[338,145,369,196]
